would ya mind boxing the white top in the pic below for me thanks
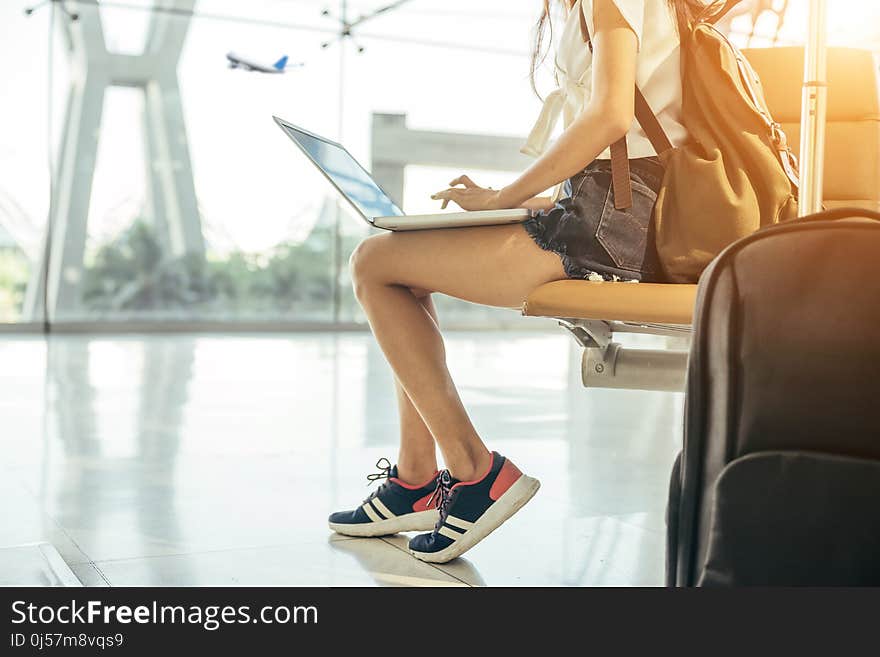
[522,0,688,164]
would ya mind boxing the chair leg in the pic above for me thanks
[557,319,612,349]
[581,345,688,392]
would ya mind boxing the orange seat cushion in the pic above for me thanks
[522,281,698,325]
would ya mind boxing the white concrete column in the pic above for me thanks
[141,0,203,258]
[25,1,203,320]
[43,10,109,318]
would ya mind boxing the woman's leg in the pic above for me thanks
[350,223,567,481]
[393,292,440,485]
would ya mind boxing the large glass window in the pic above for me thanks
[2,0,878,326]
[20,0,544,326]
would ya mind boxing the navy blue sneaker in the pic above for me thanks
[328,458,440,537]
[408,452,540,563]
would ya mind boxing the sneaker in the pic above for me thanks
[408,451,540,563]
[328,458,440,537]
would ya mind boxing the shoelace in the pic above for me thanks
[426,470,455,533]
[366,457,392,486]
[363,457,393,503]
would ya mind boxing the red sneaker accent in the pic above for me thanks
[412,492,435,513]
[451,452,496,491]
[489,459,523,501]
[391,471,439,490]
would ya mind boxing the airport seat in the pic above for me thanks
[521,47,880,391]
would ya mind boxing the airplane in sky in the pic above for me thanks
[225,52,300,73]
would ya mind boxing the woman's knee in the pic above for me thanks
[349,234,387,298]
[349,235,431,301]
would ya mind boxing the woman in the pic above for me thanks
[329,0,699,564]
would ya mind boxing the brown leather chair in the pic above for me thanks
[520,47,880,391]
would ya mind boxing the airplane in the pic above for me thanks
[225,52,300,74]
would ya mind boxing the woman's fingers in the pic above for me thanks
[431,185,500,211]
[432,187,463,210]
[432,188,459,200]
[435,175,481,209]
[431,188,456,200]
[448,175,477,188]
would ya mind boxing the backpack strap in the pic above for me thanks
[579,6,673,210]
[609,132,635,209]
[635,87,674,154]
[698,0,744,26]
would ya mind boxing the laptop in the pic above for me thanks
[273,116,530,231]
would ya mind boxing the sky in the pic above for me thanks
[1,0,878,257]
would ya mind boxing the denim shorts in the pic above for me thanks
[522,157,665,283]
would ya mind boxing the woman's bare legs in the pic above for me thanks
[393,292,440,485]
[350,224,567,481]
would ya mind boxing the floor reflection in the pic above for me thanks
[47,336,195,583]
[0,331,682,586]
[327,535,470,587]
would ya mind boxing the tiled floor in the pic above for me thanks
[0,331,683,586]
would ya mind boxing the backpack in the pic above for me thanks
[580,1,801,283]
[667,208,880,586]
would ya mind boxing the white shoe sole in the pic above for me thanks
[409,474,541,564]
[329,509,438,537]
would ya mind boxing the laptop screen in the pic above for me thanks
[278,121,404,220]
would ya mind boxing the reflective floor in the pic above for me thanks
[0,331,683,586]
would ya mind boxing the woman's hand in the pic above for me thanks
[431,176,506,211]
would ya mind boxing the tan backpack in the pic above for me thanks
[581,4,800,283]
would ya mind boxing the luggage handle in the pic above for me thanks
[797,208,880,224]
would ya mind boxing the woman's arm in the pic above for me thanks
[432,0,639,211]
[520,196,556,212]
